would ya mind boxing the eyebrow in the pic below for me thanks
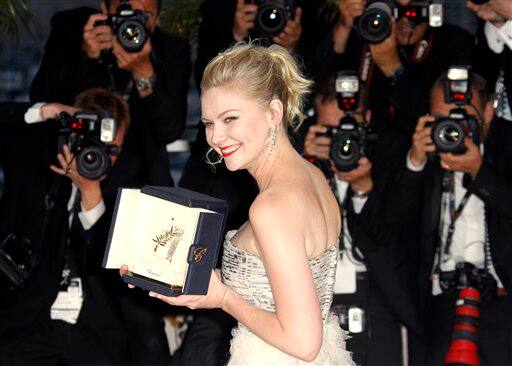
[201,109,240,122]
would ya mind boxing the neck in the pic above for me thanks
[247,133,295,191]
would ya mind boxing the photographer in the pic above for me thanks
[313,0,474,135]
[30,0,191,187]
[301,72,423,365]
[399,71,512,365]
[0,89,131,365]
[468,0,511,124]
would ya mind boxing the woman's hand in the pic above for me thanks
[120,266,229,310]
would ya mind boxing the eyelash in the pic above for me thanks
[203,116,238,128]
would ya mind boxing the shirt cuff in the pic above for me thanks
[497,20,512,51]
[78,199,106,230]
[24,103,45,124]
[485,20,512,53]
[406,149,426,172]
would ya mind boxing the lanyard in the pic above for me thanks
[436,171,491,271]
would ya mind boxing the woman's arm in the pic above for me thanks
[150,191,323,362]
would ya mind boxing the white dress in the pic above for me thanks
[222,230,355,365]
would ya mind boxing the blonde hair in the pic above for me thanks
[201,42,313,131]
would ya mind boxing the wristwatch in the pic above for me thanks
[134,74,156,92]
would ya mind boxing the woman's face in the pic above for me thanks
[201,86,275,172]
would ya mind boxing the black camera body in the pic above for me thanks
[324,117,376,172]
[440,262,497,301]
[246,0,295,38]
[325,71,376,172]
[58,111,118,180]
[0,232,37,290]
[430,66,481,154]
[355,0,443,44]
[430,109,480,154]
[96,0,148,53]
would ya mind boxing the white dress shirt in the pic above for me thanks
[405,151,503,292]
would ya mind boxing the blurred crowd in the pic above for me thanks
[0,0,511,365]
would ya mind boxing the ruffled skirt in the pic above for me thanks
[227,314,355,365]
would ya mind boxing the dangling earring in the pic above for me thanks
[269,126,277,155]
[205,147,223,166]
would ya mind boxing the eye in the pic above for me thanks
[202,120,213,128]
[225,116,238,123]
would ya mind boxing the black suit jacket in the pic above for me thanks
[0,116,128,361]
[312,24,475,136]
[297,115,425,339]
[30,7,191,187]
[393,119,512,324]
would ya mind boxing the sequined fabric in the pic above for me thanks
[222,230,355,365]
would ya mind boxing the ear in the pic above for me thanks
[268,99,284,129]
[483,101,494,125]
[364,109,372,124]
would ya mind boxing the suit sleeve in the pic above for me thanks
[139,34,191,145]
[470,160,512,220]
[29,9,106,104]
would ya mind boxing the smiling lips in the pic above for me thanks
[220,144,241,157]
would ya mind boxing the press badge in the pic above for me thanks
[334,254,357,294]
[50,277,84,324]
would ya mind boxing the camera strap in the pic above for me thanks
[435,170,492,273]
[357,30,434,89]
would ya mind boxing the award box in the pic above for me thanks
[103,186,228,296]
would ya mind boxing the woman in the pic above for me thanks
[135,43,354,364]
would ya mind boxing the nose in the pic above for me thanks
[209,123,227,146]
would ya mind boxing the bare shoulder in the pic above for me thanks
[249,188,301,224]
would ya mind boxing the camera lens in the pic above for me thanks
[117,20,147,53]
[356,2,393,44]
[432,120,465,153]
[330,136,360,172]
[77,145,111,180]
[255,1,290,37]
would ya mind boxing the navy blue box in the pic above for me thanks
[103,186,228,296]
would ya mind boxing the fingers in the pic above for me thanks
[84,13,107,31]
[50,164,66,176]
[416,115,435,132]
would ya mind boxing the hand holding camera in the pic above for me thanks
[304,125,332,161]
[233,0,258,41]
[240,0,298,48]
[83,13,113,60]
[439,138,483,178]
[368,20,402,77]
[112,35,153,75]
[336,157,373,193]
[272,7,302,50]
[410,114,436,167]
[50,144,103,211]
[338,0,366,30]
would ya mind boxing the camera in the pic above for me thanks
[439,262,497,366]
[355,1,443,44]
[58,111,118,180]
[247,0,295,38]
[322,72,376,172]
[430,66,481,154]
[0,231,37,290]
[439,262,497,296]
[95,0,148,53]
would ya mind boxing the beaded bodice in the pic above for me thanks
[221,230,338,322]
